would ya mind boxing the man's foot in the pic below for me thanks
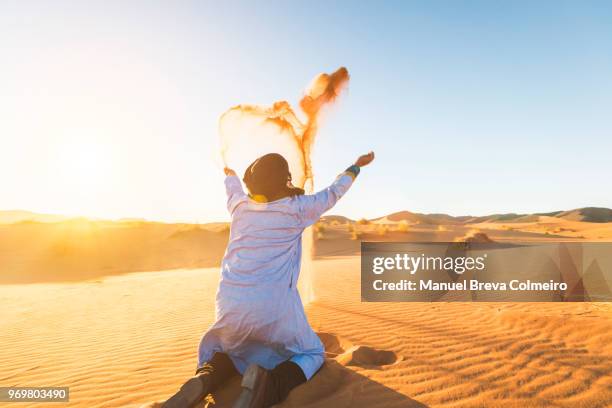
[232,364,270,408]
[162,373,212,408]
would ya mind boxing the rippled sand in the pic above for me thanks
[1,257,611,407]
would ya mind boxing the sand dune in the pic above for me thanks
[0,220,229,284]
[2,209,610,284]
[305,257,612,408]
[1,255,611,407]
[366,207,612,226]
[1,213,611,407]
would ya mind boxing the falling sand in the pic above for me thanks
[218,67,350,303]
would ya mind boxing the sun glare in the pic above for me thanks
[51,137,118,215]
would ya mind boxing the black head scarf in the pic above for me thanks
[243,153,305,202]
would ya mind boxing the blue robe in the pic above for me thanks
[198,172,355,379]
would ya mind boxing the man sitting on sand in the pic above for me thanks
[164,151,374,408]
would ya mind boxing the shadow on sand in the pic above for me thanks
[207,358,428,408]
[206,331,426,407]
[145,332,427,407]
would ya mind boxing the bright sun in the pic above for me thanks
[51,137,117,214]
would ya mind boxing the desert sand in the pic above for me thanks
[1,213,611,407]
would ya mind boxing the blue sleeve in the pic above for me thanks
[296,172,356,227]
[225,176,247,215]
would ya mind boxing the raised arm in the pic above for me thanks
[297,152,374,226]
[224,167,246,215]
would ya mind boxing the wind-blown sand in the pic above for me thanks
[1,254,611,407]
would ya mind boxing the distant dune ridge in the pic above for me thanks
[369,206,612,225]
[0,207,611,284]
[2,206,611,225]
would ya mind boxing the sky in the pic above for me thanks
[1,0,611,222]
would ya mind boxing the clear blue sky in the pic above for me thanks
[1,1,611,222]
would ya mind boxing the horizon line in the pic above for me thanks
[2,206,611,225]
